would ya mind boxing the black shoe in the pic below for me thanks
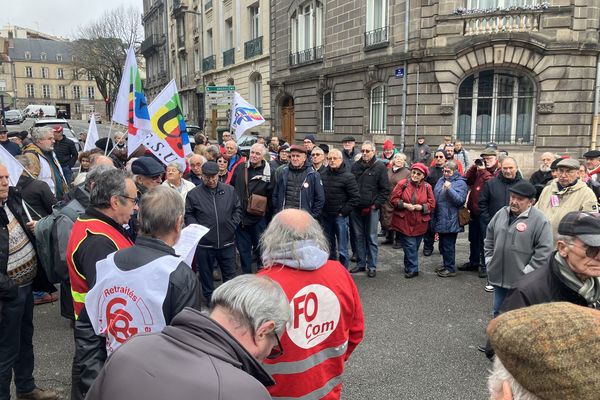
[350,254,357,262]
[367,269,376,278]
[382,239,393,245]
[458,262,479,271]
[478,267,488,278]
[349,266,366,274]
[423,249,433,257]
[435,266,446,273]
[378,231,386,237]
[392,242,402,249]
[404,271,419,279]
[437,269,457,277]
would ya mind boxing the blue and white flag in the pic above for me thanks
[0,144,24,186]
[230,92,265,140]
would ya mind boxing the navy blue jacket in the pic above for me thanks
[432,173,468,233]
[272,165,324,218]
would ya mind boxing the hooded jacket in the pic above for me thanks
[85,308,274,400]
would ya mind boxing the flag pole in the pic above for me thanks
[104,119,115,155]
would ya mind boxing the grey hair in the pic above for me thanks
[15,155,32,170]
[167,162,184,173]
[362,140,376,152]
[488,357,540,400]
[89,169,131,209]
[555,234,575,245]
[260,211,330,268]
[138,185,184,238]
[329,148,343,158]
[250,142,267,155]
[206,145,220,158]
[31,126,53,142]
[225,140,238,150]
[189,154,206,163]
[85,164,117,191]
[501,156,518,168]
[210,275,291,335]
[392,152,407,162]
[444,160,458,171]
[89,154,114,168]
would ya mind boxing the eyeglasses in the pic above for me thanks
[266,331,284,360]
[557,169,577,176]
[442,169,453,174]
[327,156,341,161]
[411,170,424,176]
[119,195,139,205]
[311,153,323,157]
[570,242,600,259]
[361,149,372,153]
[434,155,446,159]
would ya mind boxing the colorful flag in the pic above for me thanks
[84,117,99,152]
[112,46,152,156]
[230,92,265,140]
[0,144,24,186]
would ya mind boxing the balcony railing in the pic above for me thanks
[464,12,540,35]
[364,26,389,48]
[141,34,164,55]
[223,48,235,66]
[289,45,323,67]
[203,55,216,72]
[245,36,263,59]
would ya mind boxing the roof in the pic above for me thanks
[8,38,73,62]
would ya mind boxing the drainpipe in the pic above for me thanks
[414,63,420,145]
[591,53,600,150]
[399,0,410,153]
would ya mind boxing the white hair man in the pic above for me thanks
[259,209,364,399]
[86,274,290,400]
[162,162,196,200]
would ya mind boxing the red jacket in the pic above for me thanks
[259,261,364,400]
[464,163,500,216]
[389,178,436,236]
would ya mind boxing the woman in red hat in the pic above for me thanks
[390,163,436,278]
[379,140,397,168]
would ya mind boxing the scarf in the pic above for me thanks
[263,240,329,271]
[552,252,600,308]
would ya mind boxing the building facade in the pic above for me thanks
[8,38,104,120]
[141,0,172,100]
[269,0,600,172]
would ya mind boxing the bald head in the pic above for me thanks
[90,154,115,168]
[274,209,312,234]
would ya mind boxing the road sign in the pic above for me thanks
[205,85,235,92]
[395,68,405,78]
[206,85,235,110]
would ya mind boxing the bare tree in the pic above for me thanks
[70,6,142,116]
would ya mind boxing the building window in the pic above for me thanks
[75,104,81,114]
[25,66,33,77]
[179,55,188,87]
[322,91,334,132]
[206,29,213,56]
[56,54,63,62]
[249,5,260,39]
[57,68,64,79]
[87,71,94,81]
[26,84,35,98]
[225,18,233,50]
[41,67,49,79]
[466,0,540,10]
[25,51,31,60]
[58,85,66,99]
[456,70,535,144]
[73,86,81,99]
[249,72,262,112]
[369,84,387,134]
[365,0,389,47]
[42,84,51,98]
[73,69,79,80]
[40,52,47,61]
[88,86,95,99]
[290,1,323,65]
[0,80,6,92]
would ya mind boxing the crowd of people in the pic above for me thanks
[1,122,600,400]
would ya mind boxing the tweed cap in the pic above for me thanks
[341,136,356,143]
[480,148,497,157]
[558,211,600,246]
[556,158,580,169]
[289,144,307,154]
[488,302,600,400]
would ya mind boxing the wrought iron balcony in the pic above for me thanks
[364,26,389,49]
[289,45,323,67]
[244,36,263,59]
[223,48,235,66]
[203,55,216,72]
[171,0,187,15]
[140,34,164,56]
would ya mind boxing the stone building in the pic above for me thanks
[141,0,172,100]
[269,0,600,172]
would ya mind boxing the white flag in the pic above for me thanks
[0,144,24,186]
[84,117,99,152]
[230,92,265,140]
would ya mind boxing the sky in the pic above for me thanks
[0,0,143,39]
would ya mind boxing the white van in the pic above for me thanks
[23,104,57,118]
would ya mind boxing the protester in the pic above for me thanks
[52,125,78,184]
[73,154,114,188]
[86,275,290,400]
[0,162,58,400]
[341,136,358,170]
[442,144,464,175]
[184,154,205,186]
[162,162,195,200]
[381,153,410,247]
[271,144,289,171]
[15,155,57,219]
[453,140,470,171]
[223,140,245,183]
[379,140,397,167]
[219,131,233,153]
[487,302,600,400]
[349,141,390,278]
[320,149,360,268]
[437,136,453,150]
[584,149,600,182]
[66,169,136,397]
[0,126,20,156]
[185,161,242,303]
[432,161,468,277]
[484,181,553,317]
[131,156,165,197]
[535,158,598,239]
[529,152,555,198]
[84,185,200,363]
[303,134,316,152]
[390,163,435,279]
[422,149,447,256]
[412,135,431,164]
[214,153,230,183]
[310,146,326,173]
[272,145,324,218]
[230,144,273,274]
[259,209,364,400]
[72,151,91,187]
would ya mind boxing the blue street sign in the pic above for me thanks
[395,68,405,78]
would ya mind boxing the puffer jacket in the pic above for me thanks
[351,157,390,209]
[389,178,436,237]
[464,162,500,216]
[320,163,360,217]
[478,172,523,225]
[272,165,324,218]
[432,172,468,233]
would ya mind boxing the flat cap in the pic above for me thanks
[480,148,497,157]
[131,156,165,177]
[508,181,536,199]
[318,143,330,153]
[558,211,600,246]
[289,144,307,154]
[550,157,564,170]
[201,161,218,175]
[556,158,580,169]
[583,150,600,158]
[341,136,356,143]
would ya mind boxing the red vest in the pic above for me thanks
[67,217,133,319]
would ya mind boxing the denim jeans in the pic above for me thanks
[348,218,357,256]
[468,215,485,266]
[195,246,237,302]
[235,218,267,274]
[492,286,510,318]
[0,284,35,399]
[398,234,423,274]
[62,165,73,185]
[439,232,458,272]
[322,214,350,268]
[350,208,380,271]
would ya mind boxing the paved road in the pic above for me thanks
[24,233,492,400]
[6,118,119,140]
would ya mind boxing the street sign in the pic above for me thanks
[206,86,235,110]
[395,68,405,78]
[206,85,236,92]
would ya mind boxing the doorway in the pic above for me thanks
[281,96,295,145]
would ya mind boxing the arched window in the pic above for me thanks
[370,85,387,134]
[289,0,323,65]
[456,70,535,144]
[249,72,262,112]
[322,90,334,132]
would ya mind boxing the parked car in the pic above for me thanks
[31,118,81,151]
[88,112,102,124]
[23,104,57,118]
[237,134,259,157]
[4,110,24,124]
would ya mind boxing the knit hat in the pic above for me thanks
[410,162,429,178]
[488,302,600,400]
[383,140,394,151]
[304,134,316,144]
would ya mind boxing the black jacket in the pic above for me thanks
[17,175,57,218]
[529,169,553,199]
[0,139,21,156]
[342,148,358,172]
[230,160,273,226]
[185,181,242,249]
[351,158,390,209]
[426,165,444,187]
[320,163,360,217]
[53,136,78,168]
[478,172,523,224]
